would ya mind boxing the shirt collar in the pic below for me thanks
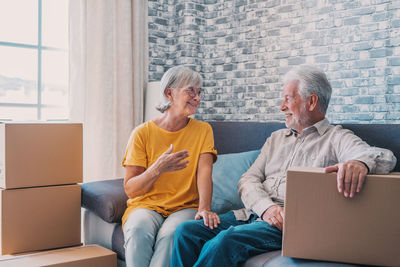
[312,118,330,135]
[285,118,330,137]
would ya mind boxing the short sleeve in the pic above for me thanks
[201,124,218,162]
[122,126,148,168]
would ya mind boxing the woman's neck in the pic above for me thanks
[153,112,190,132]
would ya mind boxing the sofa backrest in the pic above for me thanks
[341,124,400,172]
[209,121,400,172]
[209,121,285,154]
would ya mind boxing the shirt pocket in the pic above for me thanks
[307,152,332,167]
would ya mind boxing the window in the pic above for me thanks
[0,0,69,121]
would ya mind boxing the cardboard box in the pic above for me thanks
[0,245,116,266]
[282,167,400,267]
[0,184,81,255]
[0,123,82,189]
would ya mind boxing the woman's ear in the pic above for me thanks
[164,87,173,101]
[308,94,319,111]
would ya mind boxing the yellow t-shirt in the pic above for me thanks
[121,118,217,226]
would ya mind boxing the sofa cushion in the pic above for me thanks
[211,150,260,214]
[81,178,127,223]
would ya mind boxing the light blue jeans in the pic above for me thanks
[171,211,282,267]
[123,208,197,267]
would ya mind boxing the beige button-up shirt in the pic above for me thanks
[234,118,397,221]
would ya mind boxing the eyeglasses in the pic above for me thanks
[185,87,202,98]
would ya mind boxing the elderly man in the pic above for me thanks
[170,66,396,267]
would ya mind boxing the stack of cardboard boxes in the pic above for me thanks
[0,123,116,266]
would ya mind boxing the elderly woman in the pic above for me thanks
[121,66,220,267]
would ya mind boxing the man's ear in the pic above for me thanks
[308,94,319,111]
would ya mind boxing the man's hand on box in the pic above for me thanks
[262,205,285,231]
[325,160,368,198]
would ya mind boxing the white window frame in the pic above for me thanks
[0,0,68,121]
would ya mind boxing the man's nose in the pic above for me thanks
[280,101,286,111]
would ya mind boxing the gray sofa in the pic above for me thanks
[81,121,400,267]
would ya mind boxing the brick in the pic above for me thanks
[317,6,334,14]
[232,86,245,93]
[204,38,217,45]
[357,113,374,120]
[335,88,360,96]
[154,18,168,26]
[392,19,400,28]
[374,30,389,39]
[389,58,400,66]
[343,17,360,26]
[265,0,280,8]
[331,80,345,88]
[353,7,375,15]
[370,49,391,58]
[341,71,359,79]
[387,76,400,85]
[267,29,280,36]
[245,63,256,69]
[234,0,247,7]
[245,107,259,114]
[288,57,306,65]
[214,72,227,79]
[290,25,305,33]
[356,60,375,69]
[213,101,226,108]
[373,12,389,22]
[352,42,373,51]
[195,4,205,12]
[215,17,228,24]
[274,52,290,59]
[354,96,375,104]
[315,55,330,63]
[343,1,361,9]
[341,105,359,113]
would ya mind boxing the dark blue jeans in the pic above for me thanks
[171,211,282,267]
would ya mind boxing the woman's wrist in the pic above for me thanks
[147,164,161,178]
[198,206,211,212]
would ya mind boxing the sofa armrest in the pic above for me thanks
[81,178,128,223]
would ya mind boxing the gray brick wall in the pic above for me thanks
[148,0,400,123]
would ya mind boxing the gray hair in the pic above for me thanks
[155,66,203,113]
[283,65,332,114]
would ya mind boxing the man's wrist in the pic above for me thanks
[253,199,276,218]
[260,204,277,219]
[356,160,370,173]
